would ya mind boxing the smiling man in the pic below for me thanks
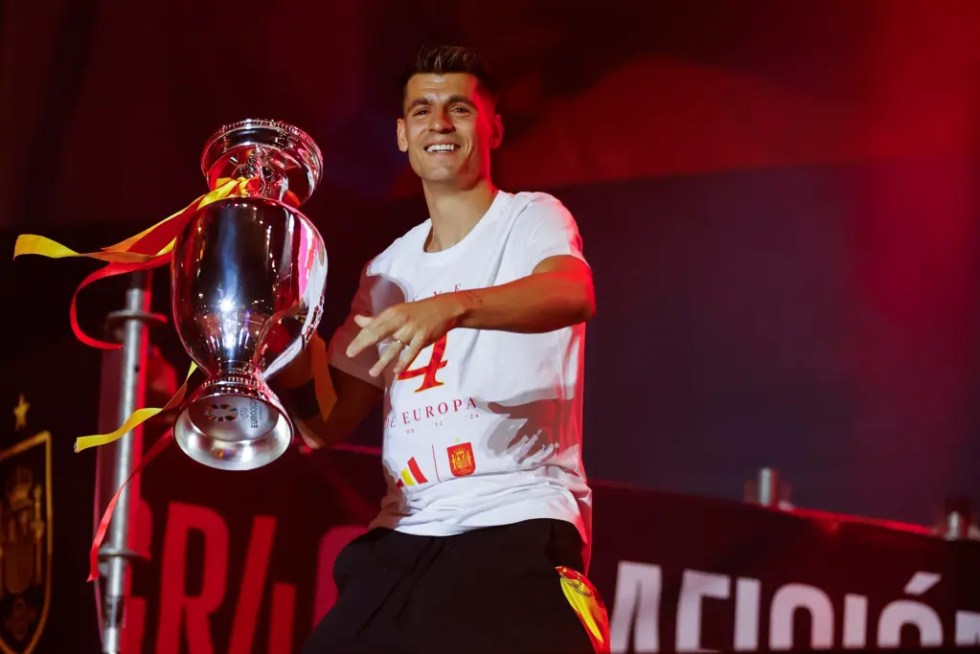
[278,43,608,654]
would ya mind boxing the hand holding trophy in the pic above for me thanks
[170,118,327,471]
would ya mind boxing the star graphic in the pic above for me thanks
[13,394,30,431]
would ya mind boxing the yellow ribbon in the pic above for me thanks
[14,176,253,451]
[13,176,249,262]
[13,176,253,351]
[17,177,260,586]
[74,363,199,452]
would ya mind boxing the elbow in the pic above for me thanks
[577,283,596,323]
[546,269,595,325]
[580,298,596,323]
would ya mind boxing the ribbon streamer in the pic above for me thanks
[75,363,198,452]
[13,179,253,582]
[83,363,198,583]
[13,177,248,349]
[88,431,174,582]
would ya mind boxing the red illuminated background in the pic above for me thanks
[2,0,979,566]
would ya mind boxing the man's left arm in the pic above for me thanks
[347,256,594,377]
[347,198,594,377]
[454,254,595,333]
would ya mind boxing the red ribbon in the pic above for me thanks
[89,431,174,582]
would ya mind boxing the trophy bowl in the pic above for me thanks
[171,118,327,471]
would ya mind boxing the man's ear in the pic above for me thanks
[491,114,504,150]
[396,118,408,152]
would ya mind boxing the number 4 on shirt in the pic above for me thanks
[396,334,448,392]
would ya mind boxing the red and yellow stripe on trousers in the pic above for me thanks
[557,566,611,653]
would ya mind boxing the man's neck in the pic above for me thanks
[422,178,499,252]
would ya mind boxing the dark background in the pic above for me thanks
[3,0,980,535]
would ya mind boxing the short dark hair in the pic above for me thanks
[400,43,498,106]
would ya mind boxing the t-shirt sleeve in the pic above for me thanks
[515,195,589,274]
[326,263,387,388]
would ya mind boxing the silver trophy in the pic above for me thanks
[170,118,327,471]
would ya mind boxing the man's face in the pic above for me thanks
[397,72,502,188]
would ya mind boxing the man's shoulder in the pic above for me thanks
[505,191,575,223]
[504,190,577,231]
[509,190,565,210]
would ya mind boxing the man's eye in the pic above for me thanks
[452,106,470,114]
[413,109,429,117]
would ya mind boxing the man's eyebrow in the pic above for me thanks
[406,98,432,111]
[445,95,477,108]
[405,95,478,111]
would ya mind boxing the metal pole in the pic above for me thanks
[743,466,791,509]
[94,270,165,654]
[756,467,779,507]
[941,496,973,540]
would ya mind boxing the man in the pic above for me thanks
[277,43,607,654]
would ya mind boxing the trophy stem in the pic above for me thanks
[219,360,259,378]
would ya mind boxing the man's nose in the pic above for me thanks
[429,109,453,132]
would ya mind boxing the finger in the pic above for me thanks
[392,332,424,376]
[369,340,403,377]
[346,315,378,357]
[391,329,411,347]
[347,320,387,358]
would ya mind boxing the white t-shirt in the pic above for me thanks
[328,190,592,555]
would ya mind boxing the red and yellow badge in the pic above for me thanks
[0,431,52,654]
[447,442,475,477]
[397,457,429,487]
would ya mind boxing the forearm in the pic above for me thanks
[270,334,344,448]
[275,371,341,447]
[452,269,595,333]
[273,354,382,450]
[291,391,370,453]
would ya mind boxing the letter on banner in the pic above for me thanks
[877,571,943,648]
[843,594,869,648]
[734,578,761,651]
[956,611,980,646]
[676,570,730,652]
[609,561,662,653]
[156,502,230,654]
[769,583,834,649]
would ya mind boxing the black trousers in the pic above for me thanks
[301,519,606,654]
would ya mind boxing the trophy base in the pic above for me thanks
[174,374,292,471]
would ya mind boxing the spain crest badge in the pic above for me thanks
[0,432,51,654]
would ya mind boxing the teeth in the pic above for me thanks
[426,144,456,152]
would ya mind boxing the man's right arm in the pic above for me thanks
[272,337,384,450]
